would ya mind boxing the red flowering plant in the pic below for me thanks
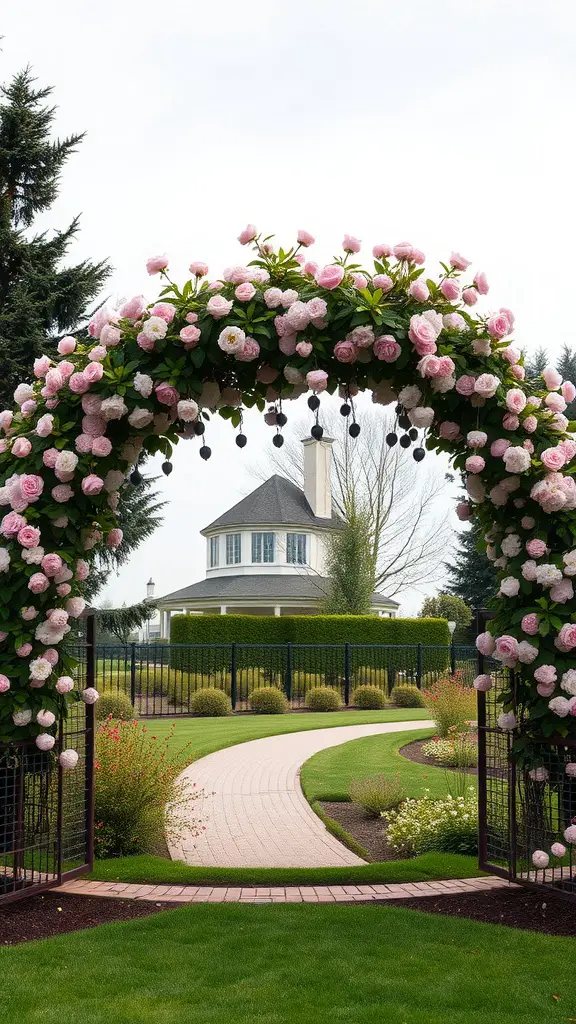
[94,718,200,858]
[422,674,477,737]
[0,225,575,761]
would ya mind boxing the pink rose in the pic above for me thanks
[56,676,74,694]
[450,251,471,271]
[408,315,439,350]
[558,623,576,649]
[502,414,519,430]
[374,336,401,362]
[206,294,234,319]
[66,597,86,618]
[542,366,562,390]
[42,649,59,665]
[455,375,476,396]
[0,410,13,431]
[149,302,176,323]
[521,613,539,635]
[118,295,147,320]
[465,455,485,473]
[440,279,460,301]
[306,370,328,392]
[417,355,442,378]
[541,446,566,471]
[560,439,576,461]
[545,392,567,413]
[372,274,393,292]
[236,338,260,362]
[373,244,392,259]
[505,388,526,414]
[409,280,430,302]
[29,573,50,594]
[343,234,361,253]
[137,334,156,352]
[562,380,576,403]
[550,578,573,604]
[351,273,367,289]
[57,583,71,597]
[439,421,460,440]
[189,262,209,277]
[18,526,41,548]
[462,288,478,306]
[146,255,169,275]
[316,265,345,290]
[522,415,537,433]
[58,361,74,381]
[237,224,257,245]
[76,559,89,581]
[82,414,107,438]
[0,675,9,693]
[12,437,31,458]
[83,362,104,386]
[495,635,519,660]
[36,414,54,438]
[235,282,256,301]
[334,341,358,363]
[474,271,489,294]
[42,553,63,577]
[487,313,510,339]
[304,261,319,277]
[92,436,113,457]
[20,400,37,418]
[180,325,201,348]
[155,384,180,407]
[535,664,557,685]
[526,538,547,558]
[476,632,496,655]
[34,355,51,377]
[21,475,44,503]
[82,475,104,496]
[456,502,472,521]
[107,528,123,549]
[437,356,455,377]
[69,372,90,395]
[306,298,328,320]
[278,334,297,356]
[16,644,32,657]
[296,341,313,358]
[474,373,499,398]
[297,229,315,247]
[393,242,413,260]
[537,681,556,698]
[100,325,121,348]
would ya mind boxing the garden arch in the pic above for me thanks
[2,225,576,897]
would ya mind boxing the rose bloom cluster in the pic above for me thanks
[2,226,576,758]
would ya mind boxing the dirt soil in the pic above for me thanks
[319,801,397,861]
[399,737,478,776]
[0,891,169,946]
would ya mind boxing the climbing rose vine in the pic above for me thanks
[1,226,575,763]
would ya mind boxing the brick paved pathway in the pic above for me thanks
[59,876,513,903]
[167,720,430,868]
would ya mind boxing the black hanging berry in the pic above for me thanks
[199,445,212,460]
[399,434,411,449]
[398,414,410,430]
[413,448,426,462]
[161,461,173,476]
[395,403,403,416]
[130,468,142,485]
[276,412,288,427]
[386,432,398,447]
[272,433,284,448]
[340,403,351,417]
[310,424,324,440]
[308,395,321,411]
[408,427,418,441]
[348,422,361,438]
[236,433,247,448]
[194,421,206,435]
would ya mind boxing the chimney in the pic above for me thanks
[301,437,333,518]
[146,578,155,599]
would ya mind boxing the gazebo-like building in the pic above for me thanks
[156,438,398,637]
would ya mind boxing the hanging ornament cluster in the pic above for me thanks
[387,404,426,462]
[339,393,361,438]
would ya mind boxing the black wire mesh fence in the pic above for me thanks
[88,641,477,715]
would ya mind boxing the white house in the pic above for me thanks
[155,438,399,638]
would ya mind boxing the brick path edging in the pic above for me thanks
[58,875,515,904]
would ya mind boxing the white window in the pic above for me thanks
[226,533,241,565]
[252,532,275,563]
[209,536,219,567]
[286,533,307,564]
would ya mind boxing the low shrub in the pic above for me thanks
[94,720,199,858]
[349,773,406,816]
[390,684,425,708]
[190,687,231,717]
[306,686,342,712]
[383,788,478,856]
[352,684,387,710]
[95,692,138,721]
[423,674,477,737]
[421,732,477,768]
[249,687,288,715]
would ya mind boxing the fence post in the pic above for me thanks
[344,643,351,706]
[85,614,96,871]
[230,643,237,710]
[284,642,292,703]
[129,643,137,706]
[416,644,423,689]
[450,642,456,675]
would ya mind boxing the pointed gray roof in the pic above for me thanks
[158,574,399,607]
[202,475,342,533]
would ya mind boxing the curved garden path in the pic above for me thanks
[167,720,430,868]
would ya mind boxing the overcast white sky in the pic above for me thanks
[2,0,575,615]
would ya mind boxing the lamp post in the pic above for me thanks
[448,620,456,674]
[145,579,155,642]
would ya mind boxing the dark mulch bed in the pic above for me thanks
[319,801,396,861]
[0,892,169,946]
[386,886,576,936]
[399,737,478,776]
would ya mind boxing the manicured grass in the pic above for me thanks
[89,850,482,885]
[1,902,572,1024]
[146,708,431,761]
[300,727,473,802]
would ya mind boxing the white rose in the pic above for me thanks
[549,696,572,717]
[284,366,304,385]
[13,709,32,726]
[501,534,521,557]
[408,406,434,429]
[30,658,53,681]
[517,641,538,664]
[141,315,168,340]
[443,313,466,332]
[104,470,125,494]
[14,383,35,405]
[35,733,56,751]
[472,338,492,356]
[398,385,422,410]
[35,622,65,644]
[431,375,455,393]
[177,400,199,422]
[22,546,45,565]
[217,326,246,354]
[0,548,10,573]
[466,431,488,448]
[55,450,79,475]
[128,408,155,429]
[421,309,443,336]
[562,670,576,696]
[528,767,549,783]
[497,711,517,731]
[36,709,56,727]
[499,576,520,597]
[503,447,531,474]
[81,687,100,704]
[59,749,79,769]
[535,564,563,587]
[101,396,128,421]
[133,373,154,398]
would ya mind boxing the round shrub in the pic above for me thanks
[390,684,425,708]
[190,687,231,717]
[95,692,138,721]
[249,687,288,715]
[352,684,387,710]
[306,686,342,712]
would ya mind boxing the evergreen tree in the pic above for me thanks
[0,67,111,404]
[322,498,376,614]
[556,344,576,420]
[418,593,472,627]
[444,519,497,611]
[524,345,548,383]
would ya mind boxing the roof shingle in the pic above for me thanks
[158,573,399,607]
[202,475,342,533]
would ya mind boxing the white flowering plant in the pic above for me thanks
[0,225,576,761]
[383,788,478,856]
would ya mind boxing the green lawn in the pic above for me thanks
[300,727,469,802]
[89,851,482,885]
[147,708,431,760]
[1,902,571,1024]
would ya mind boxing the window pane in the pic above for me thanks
[210,537,219,567]
[263,533,275,563]
[298,534,307,564]
[286,535,295,563]
[234,534,241,563]
[252,533,262,563]
[226,533,240,565]
[287,534,306,564]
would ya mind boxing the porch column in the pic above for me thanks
[220,605,227,615]
[274,606,281,616]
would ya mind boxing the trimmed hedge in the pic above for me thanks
[190,688,231,716]
[170,614,450,647]
[351,684,387,710]
[390,684,426,708]
[306,686,342,712]
[248,687,289,715]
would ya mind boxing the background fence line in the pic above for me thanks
[83,641,478,715]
